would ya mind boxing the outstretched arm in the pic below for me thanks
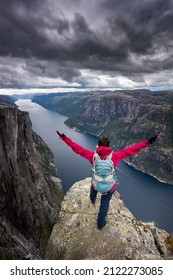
[113,135,158,161]
[56,131,94,163]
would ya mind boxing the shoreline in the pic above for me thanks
[30,101,173,187]
[123,159,172,186]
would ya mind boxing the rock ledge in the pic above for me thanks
[46,178,172,260]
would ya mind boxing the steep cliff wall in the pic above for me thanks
[45,178,173,260]
[0,99,63,259]
[33,90,173,184]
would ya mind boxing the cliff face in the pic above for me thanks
[33,90,173,184]
[0,98,63,259]
[45,178,172,260]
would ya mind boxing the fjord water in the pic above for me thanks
[16,99,173,233]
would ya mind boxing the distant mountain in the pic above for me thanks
[11,93,46,101]
[33,90,173,185]
[0,95,17,107]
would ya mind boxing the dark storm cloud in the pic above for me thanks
[22,60,81,82]
[0,0,173,89]
[109,0,173,54]
[0,0,70,58]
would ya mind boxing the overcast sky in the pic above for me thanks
[1,0,173,94]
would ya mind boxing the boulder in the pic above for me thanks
[46,178,172,260]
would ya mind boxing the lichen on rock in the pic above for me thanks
[45,178,172,260]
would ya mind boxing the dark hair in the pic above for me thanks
[98,136,110,147]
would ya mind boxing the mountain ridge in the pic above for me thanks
[32,90,173,185]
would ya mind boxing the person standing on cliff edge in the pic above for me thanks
[56,131,157,230]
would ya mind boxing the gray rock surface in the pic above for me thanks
[46,178,172,260]
[0,103,63,259]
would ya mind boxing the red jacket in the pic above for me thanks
[60,136,150,192]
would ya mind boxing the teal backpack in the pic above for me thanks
[91,152,118,193]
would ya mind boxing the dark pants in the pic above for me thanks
[90,186,114,230]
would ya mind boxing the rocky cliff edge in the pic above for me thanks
[46,178,173,260]
[0,102,63,259]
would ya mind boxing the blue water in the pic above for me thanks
[16,99,173,234]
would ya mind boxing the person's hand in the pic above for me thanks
[56,131,65,137]
[148,134,158,144]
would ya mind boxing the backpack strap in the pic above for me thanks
[92,151,100,165]
[93,151,113,163]
[105,151,113,160]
